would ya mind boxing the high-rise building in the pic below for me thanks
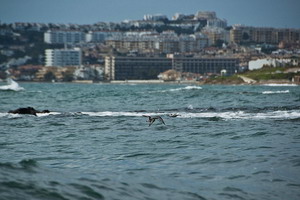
[45,48,82,67]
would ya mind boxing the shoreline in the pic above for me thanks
[11,79,299,85]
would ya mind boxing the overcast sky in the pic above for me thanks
[0,0,299,28]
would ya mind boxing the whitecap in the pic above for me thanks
[80,111,165,117]
[0,78,24,91]
[36,112,61,117]
[169,85,202,92]
[262,90,289,94]
[173,110,300,120]
[187,105,194,110]
[263,84,298,87]
[148,85,202,93]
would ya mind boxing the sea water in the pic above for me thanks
[0,82,300,200]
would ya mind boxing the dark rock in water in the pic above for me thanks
[8,107,50,116]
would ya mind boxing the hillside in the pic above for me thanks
[203,66,300,85]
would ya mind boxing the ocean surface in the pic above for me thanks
[1,81,300,200]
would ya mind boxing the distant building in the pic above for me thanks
[202,27,230,45]
[85,31,123,43]
[45,48,82,67]
[105,55,239,80]
[172,56,239,75]
[194,11,217,20]
[105,56,172,80]
[143,14,168,21]
[248,58,298,70]
[106,32,208,54]
[206,18,227,29]
[230,25,300,45]
[44,30,85,44]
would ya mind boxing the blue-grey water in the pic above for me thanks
[1,82,300,200]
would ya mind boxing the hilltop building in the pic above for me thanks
[45,48,82,67]
[143,14,168,21]
[194,11,217,20]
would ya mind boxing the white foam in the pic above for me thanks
[81,111,165,117]
[149,85,202,93]
[1,110,299,120]
[81,110,300,120]
[0,112,60,118]
[262,90,289,94]
[0,78,24,91]
[36,112,61,117]
[169,85,202,92]
[263,84,298,87]
[177,110,300,120]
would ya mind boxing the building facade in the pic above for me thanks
[106,32,209,54]
[230,25,300,45]
[172,57,239,75]
[85,31,123,43]
[105,56,172,80]
[44,30,86,44]
[105,55,239,80]
[45,48,82,67]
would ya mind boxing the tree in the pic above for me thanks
[242,32,250,40]
[44,71,56,81]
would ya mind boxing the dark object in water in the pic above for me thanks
[143,115,166,126]
[8,107,50,116]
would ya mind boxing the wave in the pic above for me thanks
[263,83,298,87]
[84,110,300,120]
[262,90,290,94]
[149,85,202,93]
[169,85,202,92]
[0,78,24,91]
[0,112,61,118]
[0,159,209,200]
[1,108,300,120]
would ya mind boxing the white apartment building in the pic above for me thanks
[143,14,168,21]
[44,30,85,44]
[201,27,230,46]
[85,31,123,43]
[248,58,298,70]
[206,18,227,29]
[45,48,82,67]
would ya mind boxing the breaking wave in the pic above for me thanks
[1,109,299,120]
[169,85,202,92]
[263,83,298,87]
[262,90,290,94]
[149,85,202,93]
[0,78,24,91]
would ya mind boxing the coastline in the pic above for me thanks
[13,79,299,85]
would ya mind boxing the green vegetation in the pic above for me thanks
[1,30,64,65]
[241,65,299,81]
[204,74,244,84]
[204,65,300,84]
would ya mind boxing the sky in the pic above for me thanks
[0,0,300,28]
